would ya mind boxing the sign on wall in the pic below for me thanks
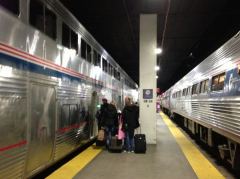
[143,89,153,99]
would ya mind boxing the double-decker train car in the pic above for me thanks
[161,31,240,169]
[0,0,138,178]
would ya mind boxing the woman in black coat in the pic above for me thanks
[122,97,139,152]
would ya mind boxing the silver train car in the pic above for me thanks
[161,31,240,169]
[0,0,138,178]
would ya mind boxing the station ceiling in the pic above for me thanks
[60,0,240,92]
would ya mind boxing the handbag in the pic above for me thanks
[117,116,125,140]
[97,129,105,141]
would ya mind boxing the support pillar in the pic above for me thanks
[139,14,157,144]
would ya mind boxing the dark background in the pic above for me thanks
[60,0,240,92]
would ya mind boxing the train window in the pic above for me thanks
[30,0,44,33]
[117,71,120,81]
[86,44,92,63]
[45,8,56,40]
[102,58,107,72]
[108,63,110,75]
[62,24,78,52]
[105,61,108,73]
[93,50,97,66]
[0,0,19,15]
[62,23,70,48]
[182,88,186,96]
[109,64,114,76]
[97,54,101,67]
[108,64,111,75]
[200,79,209,93]
[192,84,198,95]
[111,65,114,76]
[205,80,209,92]
[30,0,56,40]
[211,72,225,91]
[81,39,87,59]
[106,62,110,74]
[114,68,117,78]
[93,50,101,66]
[71,30,78,52]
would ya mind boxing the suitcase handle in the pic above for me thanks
[135,124,142,134]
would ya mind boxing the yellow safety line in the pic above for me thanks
[160,112,225,179]
[46,145,102,179]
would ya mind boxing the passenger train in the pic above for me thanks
[160,31,240,170]
[0,0,138,178]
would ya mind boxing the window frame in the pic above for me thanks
[200,79,209,94]
[30,0,57,40]
[80,38,87,59]
[191,83,198,95]
[211,72,226,91]
[86,44,92,63]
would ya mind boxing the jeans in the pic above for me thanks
[105,125,114,147]
[124,130,134,151]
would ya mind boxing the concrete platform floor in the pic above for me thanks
[47,113,235,179]
[73,114,198,179]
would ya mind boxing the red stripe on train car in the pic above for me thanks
[0,43,104,84]
[0,140,27,152]
[0,43,122,91]
[57,121,87,134]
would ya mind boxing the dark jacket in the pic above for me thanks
[100,103,117,127]
[122,104,139,131]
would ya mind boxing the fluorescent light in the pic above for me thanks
[156,75,158,79]
[155,66,160,71]
[155,48,162,54]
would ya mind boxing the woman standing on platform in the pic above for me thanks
[122,97,139,152]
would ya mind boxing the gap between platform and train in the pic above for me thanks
[46,145,102,179]
[160,112,225,179]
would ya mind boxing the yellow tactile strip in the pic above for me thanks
[160,112,225,179]
[46,145,102,179]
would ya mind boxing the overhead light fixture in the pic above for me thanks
[155,66,160,71]
[156,75,158,79]
[155,48,162,54]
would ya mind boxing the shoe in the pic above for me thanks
[131,150,134,153]
[123,150,127,152]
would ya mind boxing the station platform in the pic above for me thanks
[46,112,232,179]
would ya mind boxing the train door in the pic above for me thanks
[26,84,55,174]
[89,91,99,138]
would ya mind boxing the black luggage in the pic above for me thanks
[134,134,146,153]
[108,136,123,152]
[96,139,106,146]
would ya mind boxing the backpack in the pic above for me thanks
[107,104,117,121]
[102,104,117,126]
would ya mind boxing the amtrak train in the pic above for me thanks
[160,31,240,169]
[0,0,138,178]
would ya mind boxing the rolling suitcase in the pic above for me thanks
[134,134,146,153]
[108,136,123,152]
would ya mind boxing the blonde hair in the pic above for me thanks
[125,96,132,106]
[110,101,116,107]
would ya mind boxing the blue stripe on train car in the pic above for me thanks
[0,52,103,88]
